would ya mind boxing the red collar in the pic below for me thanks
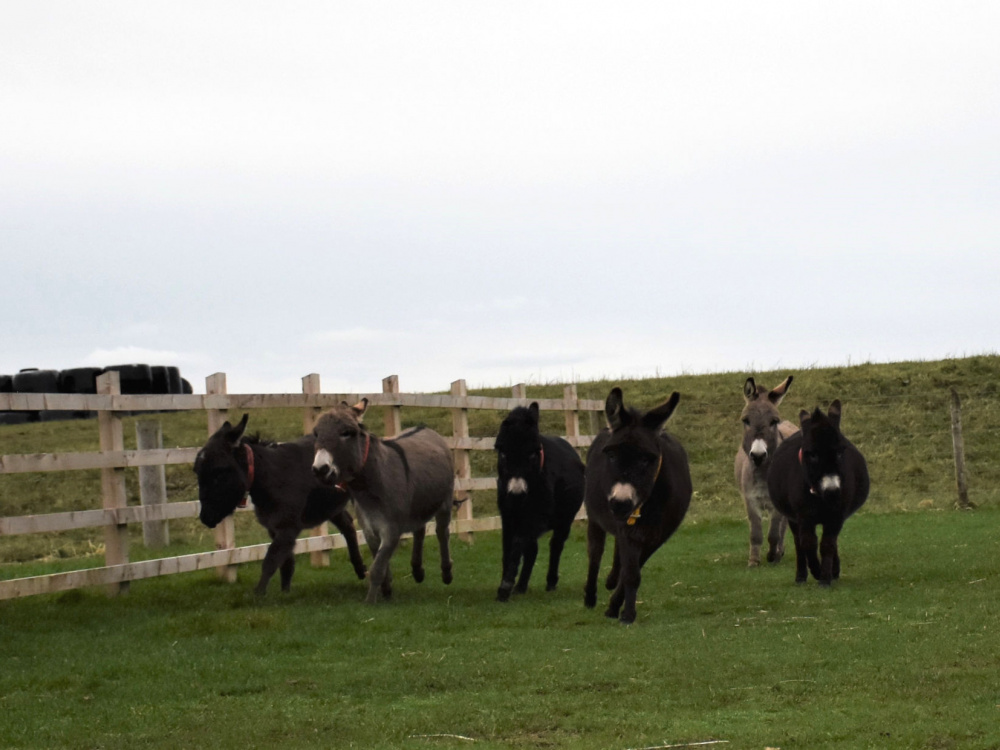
[239,443,254,507]
[336,433,371,491]
[539,446,545,472]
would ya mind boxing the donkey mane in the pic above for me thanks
[240,433,278,448]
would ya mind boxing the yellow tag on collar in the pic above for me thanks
[625,453,662,526]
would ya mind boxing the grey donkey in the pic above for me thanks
[311,400,454,603]
[734,375,797,566]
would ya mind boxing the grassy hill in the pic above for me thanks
[1,354,998,567]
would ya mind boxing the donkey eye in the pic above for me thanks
[742,418,750,426]
[770,419,780,426]
[341,429,355,438]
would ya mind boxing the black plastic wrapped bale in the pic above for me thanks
[13,368,63,422]
[0,373,30,425]
[59,367,103,419]
[103,364,154,395]
[150,366,181,394]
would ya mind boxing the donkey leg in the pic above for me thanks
[788,521,808,584]
[515,537,538,594]
[365,532,400,604]
[818,525,842,586]
[257,536,296,595]
[746,501,764,567]
[545,525,571,592]
[435,505,453,585]
[279,554,296,592]
[330,510,367,580]
[410,526,426,583]
[799,525,822,582]
[497,523,517,602]
[584,521,606,609]
[605,538,621,591]
[614,543,642,624]
[766,512,785,564]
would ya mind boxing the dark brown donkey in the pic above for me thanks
[311,400,454,604]
[734,375,797,566]
[767,400,870,586]
[194,414,367,595]
[583,387,692,624]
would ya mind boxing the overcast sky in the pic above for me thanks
[2,3,997,395]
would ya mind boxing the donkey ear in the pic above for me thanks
[352,398,369,419]
[643,392,680,431]
[226,413,249,446]
[605,387,626,430]
[743,377,757,402]
[798,409,811,430]
[827,399,842,429]
[769,375,793,405]
[528,402,540,421]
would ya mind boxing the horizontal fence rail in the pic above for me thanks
[0,372,602,600]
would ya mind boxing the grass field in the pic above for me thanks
[1,509,998,749]
[1,356,999,748]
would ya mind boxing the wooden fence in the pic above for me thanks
[0,372,605,600]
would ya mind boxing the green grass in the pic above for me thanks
[1,510,998,749]
[3,355,999,566]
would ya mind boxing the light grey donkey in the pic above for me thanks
[734,375,797,566]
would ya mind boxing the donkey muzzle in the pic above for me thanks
[311,449,339,485]
[608,482,638,520]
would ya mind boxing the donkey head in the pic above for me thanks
[740,375,793,468]
[193,413,250,528]
[601,387,680,522]
[798,400,846,497]
[495,402,543,496]
[311,399,370,486]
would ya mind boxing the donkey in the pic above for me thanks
[311,400,454,604]
[767,400,870,586]
[193,414,367,595]
[494,403,585,601]
[583,387,692,624]
[734,375,798,566]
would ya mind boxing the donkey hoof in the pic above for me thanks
[619,612,636,625]
[747,560,761,568]
[604,607,621,620]
[767,551,783,564]
[412,567,425,583]
[584,591,597,609]
[496,587,511,602]
[441,566,453,585]
[546,580,558,592]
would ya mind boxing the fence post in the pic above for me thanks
[97,371,129,596]
[563,384,580,443]
[451,379,473,542]
[136,419,169,548]
[303,373,330,568]
[512,383,527,401]
[950,388,972,509]
[206,373,237,582]
[383,375,402,438]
